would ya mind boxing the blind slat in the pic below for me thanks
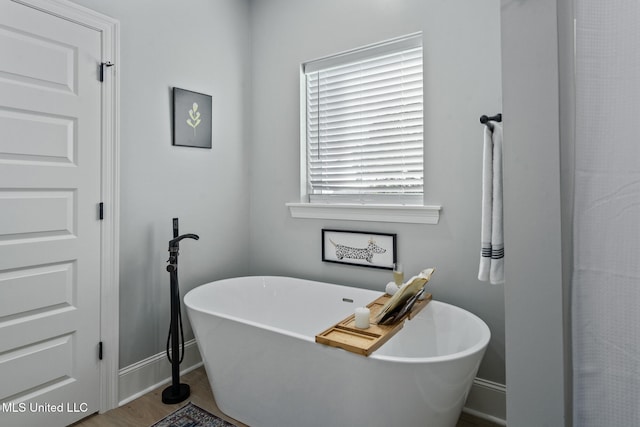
[309,82,423,107]
[310,118,424,136]
[308,93,423,118]
[309,154,424,167]
[309,127,424,146]
[308,66,423,95]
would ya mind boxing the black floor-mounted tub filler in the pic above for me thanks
[162,218,199,404]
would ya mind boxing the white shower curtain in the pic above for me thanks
[573,1,640,426]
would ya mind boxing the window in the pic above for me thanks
[301,33,423,205]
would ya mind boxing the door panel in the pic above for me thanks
[0,109,75,164]
[0,1,103,425]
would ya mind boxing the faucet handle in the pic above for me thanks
[169,233,200,248]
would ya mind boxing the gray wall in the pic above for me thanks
[501,0,569,425]
[69,0,252,368]
[248,0,505,384]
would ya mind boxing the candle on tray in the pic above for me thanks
[354,307,370,329]
[385,281,399,296]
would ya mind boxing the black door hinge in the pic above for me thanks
[98,202,104,220]
[99,62,114,82]
[99,341,103,360]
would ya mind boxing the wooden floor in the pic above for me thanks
[72,367,501,427]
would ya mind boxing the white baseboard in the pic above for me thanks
[118,340,505,426]
[118,339,202,406]
[463,377,507,425]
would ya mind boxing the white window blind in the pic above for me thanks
[303,34,423,204]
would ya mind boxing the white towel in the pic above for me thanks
[478,123,504,284]
[478,126,493,282]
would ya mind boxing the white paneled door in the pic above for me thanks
[0,1,103,425]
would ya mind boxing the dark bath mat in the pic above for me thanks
[150,402,237,427]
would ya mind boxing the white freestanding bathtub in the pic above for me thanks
[184,276,490,427]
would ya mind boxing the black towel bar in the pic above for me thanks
[480,113,502,125]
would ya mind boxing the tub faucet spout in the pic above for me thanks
[169,233,199,248]
[167,234,199,272]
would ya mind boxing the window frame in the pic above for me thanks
[299,33,425,206]
[291,33,441,224]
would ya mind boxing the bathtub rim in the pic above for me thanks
[185,275,491,364]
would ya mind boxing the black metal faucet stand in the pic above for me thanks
[162,218,199,404]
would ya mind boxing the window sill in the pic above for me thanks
[285,203,441,224]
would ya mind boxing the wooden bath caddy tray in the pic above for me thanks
[315,292,432,356]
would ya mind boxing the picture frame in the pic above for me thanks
[322,229,397,270]
[173,87,212,148]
